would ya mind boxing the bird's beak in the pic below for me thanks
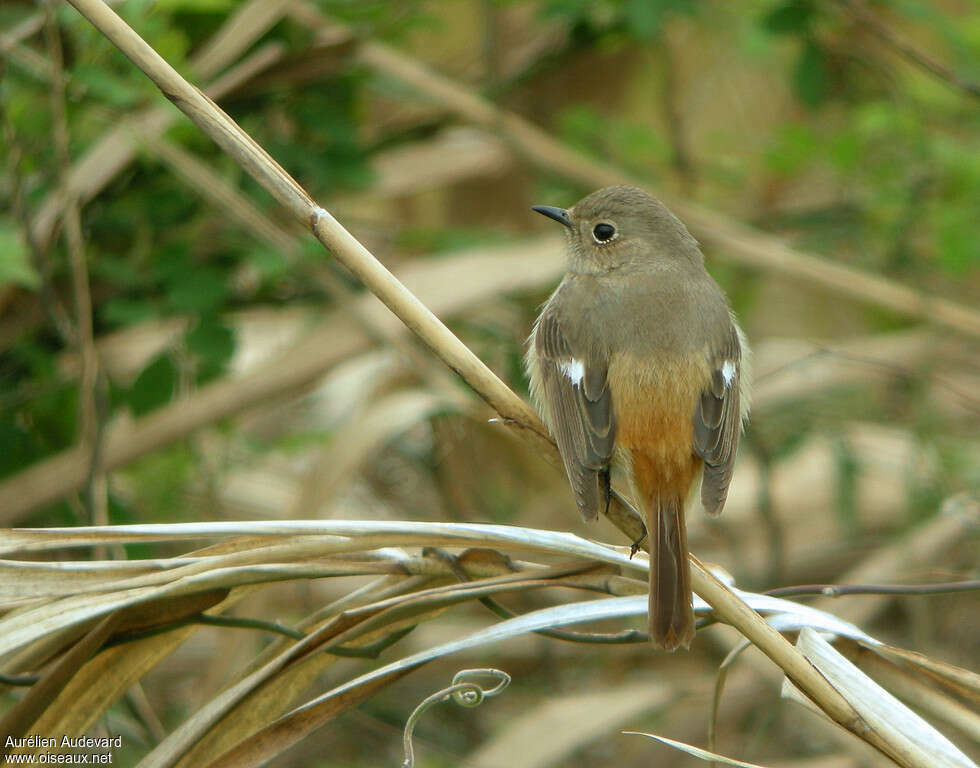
[531,205,572,229]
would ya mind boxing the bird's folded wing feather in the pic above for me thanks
[693,324,743,517]
[534,310,615,520]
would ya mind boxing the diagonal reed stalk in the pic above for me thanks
[60,0,928,764]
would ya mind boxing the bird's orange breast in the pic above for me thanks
[607,352,709,501]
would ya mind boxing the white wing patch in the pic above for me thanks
[721,359,736,388]
[560,359,585,387]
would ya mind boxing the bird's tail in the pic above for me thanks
[649,494,695,650]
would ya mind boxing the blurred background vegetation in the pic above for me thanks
[1,0,978,766]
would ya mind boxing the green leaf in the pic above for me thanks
[185,320,235,383]
[246,246,289,281]
[101,298,159,327]
[793,38,829,107]
[828,130,861,173]
[72,64,146,108]
[764,123,818,176]
[153,0,234,10]
[0,222,40,289]
[626,0,666,39]
[937,207,976,274]
[129,354,177,416]
[762,0,815,34]
[165,266,228,315]
[0,421,36,479]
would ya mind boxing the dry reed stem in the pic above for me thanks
[844,643,980,744]
[43,6,108,532]
[53,1,919,763]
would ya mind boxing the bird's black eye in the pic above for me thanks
[592,223,616,243]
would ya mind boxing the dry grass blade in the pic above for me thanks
[0,519,945,767]
[207,585,888,768]
[13,594,245,750]
[0,612,120,757]
[200,596,651,768]
[2,519,647,565]
[624,731,774,767]
[3,515,968,765]
[842,643,980,744]
[172,577,436,768]
[0,552,357,658]
[782,629,975,768]
[139,570,585,768]
[202,666,418,768]
[872,645,980,703]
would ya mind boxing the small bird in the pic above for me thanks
[526,186,750,650]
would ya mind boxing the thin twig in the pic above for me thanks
[44,3,108,530]
[839,0,980,99]
[328,626,417,659]
[766,579,980,599]
[428,547,648,645]
[0,672,40,687]
[194,614,306,640]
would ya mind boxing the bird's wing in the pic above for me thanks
[693,324,744,517]
[534,308,615,521]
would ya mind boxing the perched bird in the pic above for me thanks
[526,186,750,650]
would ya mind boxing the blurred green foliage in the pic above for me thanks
[0,0,977,532]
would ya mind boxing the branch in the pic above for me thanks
[839,0,980,99]
[44,5,108,530]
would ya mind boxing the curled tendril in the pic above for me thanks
[402,668,511,767]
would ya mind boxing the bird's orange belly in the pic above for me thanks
[608,353,708,500]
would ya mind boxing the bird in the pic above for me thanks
[525,185,750,650]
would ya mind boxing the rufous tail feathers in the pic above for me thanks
[649,494,695,650]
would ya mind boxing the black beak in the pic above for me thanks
[531,205,572,229]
